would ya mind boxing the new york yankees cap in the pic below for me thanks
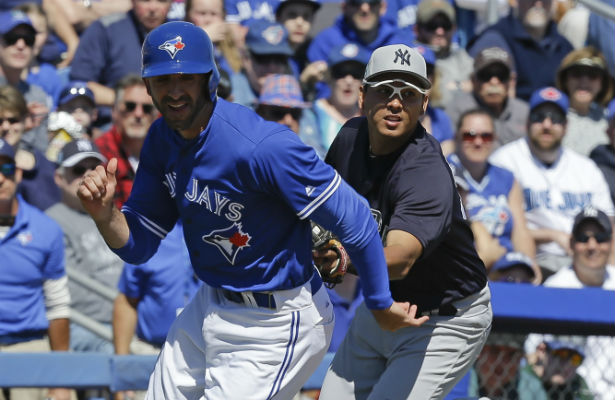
[363,44,431,91]
[56,139,107,168]
[572,206,612,237]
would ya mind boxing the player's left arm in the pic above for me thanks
[384,230,423,280]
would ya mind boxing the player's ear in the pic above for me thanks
[421,94,429,115]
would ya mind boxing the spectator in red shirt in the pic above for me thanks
[94,74,158,208]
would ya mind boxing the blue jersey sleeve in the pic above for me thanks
[114,121,180,264]
[249,129,341,220]
[310,181,393,310]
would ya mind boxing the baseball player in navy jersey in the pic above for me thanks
[77,21,424,399]
[317,44,493,400]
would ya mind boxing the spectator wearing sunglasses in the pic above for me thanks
[0,10,53,154]
[230,20,294,107]
[448,109,538,278]
[312,43,367,153]
[94,74,159,209]
[525,207,614,399]
[414,0,473,108]
[0,138,73,400]
[0,84,60,211]
[556,47,614,157]
[526,340,593,400]
[467,0,573,102]
[46,140,124,358]
[306,0,414,100]
[445,46,530,147]
[254,74,324,156]
[490,87,615,280]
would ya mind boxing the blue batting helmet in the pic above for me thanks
[142,21,220,101]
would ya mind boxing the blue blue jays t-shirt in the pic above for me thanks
[122,99,342,292]
[0,196,65,335]
[448,154,516,252]
[118,223,201,346]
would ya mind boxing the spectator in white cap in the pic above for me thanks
[318,43,492,400]
[489,87,615,279]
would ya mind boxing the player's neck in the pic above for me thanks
[179,100,215,140]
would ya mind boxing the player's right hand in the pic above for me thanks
[370,301,429,331]
[77,157,118,222]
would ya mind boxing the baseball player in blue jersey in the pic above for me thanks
[77,21,424,399]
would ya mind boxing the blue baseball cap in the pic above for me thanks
[58,81,96,107]
[245,20,293,56]
[0,138,16,161]
[327,43,370,68]
[492,252,535,276]
[258,74,309,108]
[0,10,35,36]
[413,43,436,67]
[529,87,569,114]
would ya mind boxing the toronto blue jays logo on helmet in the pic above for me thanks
[202,223,251,264]
[158,36,186,59]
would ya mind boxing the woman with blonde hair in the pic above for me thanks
[556,46,614,156]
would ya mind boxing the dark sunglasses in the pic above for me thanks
[261,106,302,121]
[461,130,494,143]
[423,18,453,32]
[124,101,156,114]
[0,117,20,125]
[347,0,381,6]
[476,68,510,83]
[529,110,566,125]
[2,30,35,47]
[550,348,584,367]
[575,231,611,243]
[251,53,288,66]
[568,67,602,80]
[0,162,16,177]
[331,64,364,80]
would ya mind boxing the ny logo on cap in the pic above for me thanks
[158,36,186,59]
[394,48,411,66]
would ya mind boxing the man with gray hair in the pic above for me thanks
[317,44,492,400]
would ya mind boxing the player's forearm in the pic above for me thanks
[88,82,116,107]
[96,207,131,249]
[113,294,138,354]
[48,318,70,351]
[384,230,423,280]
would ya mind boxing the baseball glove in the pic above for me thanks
[311,222,350,288]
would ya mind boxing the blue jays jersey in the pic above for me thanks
[120,99,376,295]
[448,154,515,251]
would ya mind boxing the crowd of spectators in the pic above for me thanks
[0,0,613,399]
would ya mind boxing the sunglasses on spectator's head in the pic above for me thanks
[331,64,364,80]
[574,231,611,243]
[550,348,584,367]
[0,162,16,177]
[0,117,20,125]
[461,130,494,143]
[423,17,453,32]
[2,30,35,47]
[123,101,156,114]
[529,110,566,125]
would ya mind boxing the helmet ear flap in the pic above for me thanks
[142,21,220,102]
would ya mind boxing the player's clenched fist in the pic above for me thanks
[77,157,118,223]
